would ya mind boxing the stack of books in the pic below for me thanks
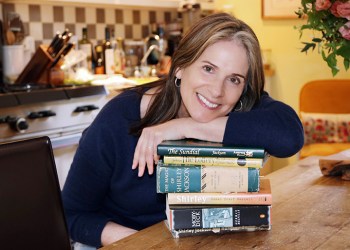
[156,139,272,238]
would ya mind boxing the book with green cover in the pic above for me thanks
[167,178,272,205]
[157,139,266,158]
[156,160,260,193]
[163,155,268,168]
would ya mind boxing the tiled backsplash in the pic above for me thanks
[1,2,178,48]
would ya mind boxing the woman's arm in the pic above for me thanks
[133,93,304,177]
[101,222,137,246]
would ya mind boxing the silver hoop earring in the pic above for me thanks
[234,100,243,111]
[175,77,181,88]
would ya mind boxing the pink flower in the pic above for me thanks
[337,2,350,20]
[330,1,343,17]
[339,21,350,40]
[315,0,332,11]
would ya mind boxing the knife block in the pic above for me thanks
[15,45,55,85]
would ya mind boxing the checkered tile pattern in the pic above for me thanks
[2,2,178,48]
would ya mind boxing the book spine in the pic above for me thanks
[169,224,271,238]
[157,165,259,193]
[157,145,265,158]
[163,156,263,168]
[167,192,272,205]
[168,205,271,230]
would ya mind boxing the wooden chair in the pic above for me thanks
[299,79,350,158]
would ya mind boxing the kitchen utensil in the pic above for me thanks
[6,29,16,45]
[2,45,24,83]
[7,12,25,44]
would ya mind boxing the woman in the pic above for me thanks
[62,13,304,249]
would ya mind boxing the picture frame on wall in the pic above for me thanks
[261,0,300,19]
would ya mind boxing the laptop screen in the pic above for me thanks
[0,136,71,250]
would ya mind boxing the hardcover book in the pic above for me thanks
[167,178,272,205]
[166,222,271,238]
[157,160,260,193]
[166,204,271,230]
[163,155,267,168]
[157,139,266,158]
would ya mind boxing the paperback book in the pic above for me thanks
[157,139,267,158]
[167,178,272,205]
[157,160,260,193]
[166,222,271,238]
[166,204,271,230]
[163,155,267,168]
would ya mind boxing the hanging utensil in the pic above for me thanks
[6,29,16,45]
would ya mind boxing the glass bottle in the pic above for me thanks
[94,45,105,74]
[78,27,93,73]
[103,26,115,75]
[114,37,126,74]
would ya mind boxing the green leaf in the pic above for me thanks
[301,42,316,53]
[312,38,322,43]
[331,67,339,76]
[324,52,339,76]
[336,43,350,59]
[344,58,350,71]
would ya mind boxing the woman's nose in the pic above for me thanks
[209,80,224,98]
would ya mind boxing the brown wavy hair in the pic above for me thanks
[130,12,265,135]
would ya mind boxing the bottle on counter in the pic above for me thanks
[114,37,126,75]
[94,45,105,74]
[78,27,93,73]
[157,23,167,59]
[103,26,115,75]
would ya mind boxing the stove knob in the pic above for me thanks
[10,117,29,133]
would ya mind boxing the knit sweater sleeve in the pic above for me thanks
[62,90,142,247]
[223,93,304,157]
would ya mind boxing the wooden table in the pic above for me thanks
[100,153,350,250]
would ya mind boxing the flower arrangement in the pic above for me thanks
[296,0,350,75]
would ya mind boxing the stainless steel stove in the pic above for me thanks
[0,84,109,188]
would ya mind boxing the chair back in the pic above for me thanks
[299,79,350,114]
[0,137,71,250]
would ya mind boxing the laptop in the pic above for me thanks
[0,136,71,250]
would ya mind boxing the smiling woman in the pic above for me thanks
[62,12,304,249]
[175,40,248,123]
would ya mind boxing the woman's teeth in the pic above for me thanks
[197,93,219,108]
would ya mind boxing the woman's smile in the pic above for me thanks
[197,93,219,109]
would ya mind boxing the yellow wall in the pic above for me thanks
[216,0,350,169]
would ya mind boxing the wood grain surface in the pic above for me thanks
[100,153,350,250]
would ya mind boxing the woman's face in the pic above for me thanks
[176,40,249,123]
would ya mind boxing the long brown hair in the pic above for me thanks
[130,12,265,135]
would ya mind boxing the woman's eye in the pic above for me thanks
[203,65,213,73]
[229,76,241,85]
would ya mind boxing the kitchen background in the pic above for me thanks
[1,1,178,48]
[1,0,350,173]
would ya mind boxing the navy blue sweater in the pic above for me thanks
[62,89,303,247]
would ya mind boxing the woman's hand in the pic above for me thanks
[132,119,187,177]
[132,116,228,177]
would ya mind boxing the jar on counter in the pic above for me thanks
[123,40,145,77]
